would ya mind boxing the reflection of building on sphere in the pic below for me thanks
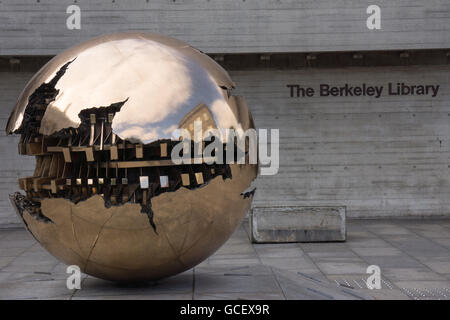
[179,103,216,137]
[6,33,257,282]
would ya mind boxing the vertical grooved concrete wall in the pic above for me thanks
[230,66,450,218]
[0,0,449,55]
[1,1,450,224]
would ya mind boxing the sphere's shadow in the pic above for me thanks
[77,270,194,299]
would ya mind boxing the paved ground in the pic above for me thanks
[0,218,450,300]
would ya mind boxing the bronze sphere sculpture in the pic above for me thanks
[6,33,258,281]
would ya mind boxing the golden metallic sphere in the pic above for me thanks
[7,33,258,281]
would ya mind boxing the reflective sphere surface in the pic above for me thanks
[7,33,257,281]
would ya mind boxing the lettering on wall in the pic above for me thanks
[286,83,440,98]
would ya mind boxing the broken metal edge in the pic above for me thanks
[9,192,54,224]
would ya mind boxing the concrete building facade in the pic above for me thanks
[1,0,450,225]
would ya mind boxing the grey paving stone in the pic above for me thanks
[382,268,446,281]
[0,279,74,299]
[346,230,376,238]
[351,247,403,257]
[195,273,281,294]
[1,219,450,300]
[401,288,450,300]
[386,236,449,257]
[366,226,413,236]
[4,272,56,283]
[430,238,450,247]
[306,250,359,259]
[73,293,192,300]
[0,230,12,240]
[213,243,256,256]
[195,265,273,276]
[300,243,351,253]
[316,262,368,275]
[419,261,450,274]
[0,272,12,282]
[345,220,368,230]
[17,250,58,262]
[409,229,450,239]
[206,257,261,267]
[25,296,72,300]
[0,256,15,268]
[0,238,35,249]
[408,223,450,238]
[2,256,59,273]
[360,222,398,229]
[254,242,301,249]
[74,271,193,298]
[347,237,392,248]
[194,292,285,300]
[309,256,365,264]
[357,289,411,300]
[363,256,425,269]
[273,268,372,300]
[2,231,34,241]
[24,243,47,252]
[294,271,330,283]
[393,280,450,289]
[209,253,259,261]
[260,257,318,271]
[254,245,305,258]
[0,247,27,257]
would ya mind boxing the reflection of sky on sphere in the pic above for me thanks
[39,38,239,144]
